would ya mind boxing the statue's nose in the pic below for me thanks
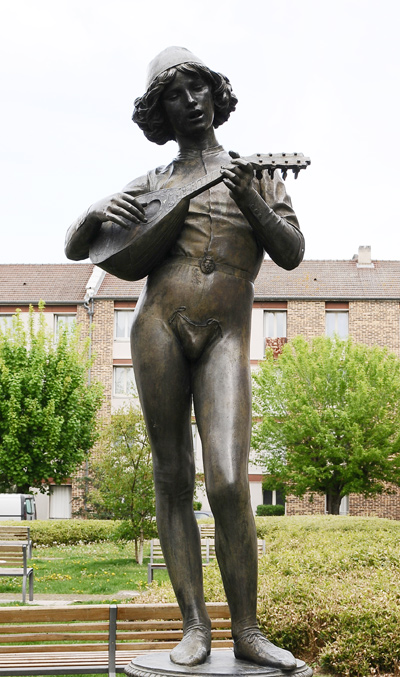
[185,90,196,106]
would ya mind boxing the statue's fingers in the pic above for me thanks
[231,158,254,175]
[222,169,240,184]
[110,204,147,223]
[120,195,148,214]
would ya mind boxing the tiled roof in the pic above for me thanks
[254,259,400,300]
[97,274,145,299]
[0,264,94,304]
[0,260,398,304]
[97,259,400,301]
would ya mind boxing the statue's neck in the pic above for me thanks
[175,127,219,153]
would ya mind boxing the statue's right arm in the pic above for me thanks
[64,174,150,261]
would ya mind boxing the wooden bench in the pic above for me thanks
[148,538,266,584]
[0,602,232,676]
[198,523,215,538]
[147,538,216,584]
[0,525,32,558]
[0,544,33,604]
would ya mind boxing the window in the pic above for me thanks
[0,315,13,331]
[326,311,348,338]
[264,311,287,339]
[263,489,285,506]
[113,366,136,396]
[264,311,287,357]
[49,485,72,519]
[115,310,134,340]
[54,314,76,339]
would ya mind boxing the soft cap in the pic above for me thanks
[145,46,206,89]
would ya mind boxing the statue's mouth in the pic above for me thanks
[188,109,203,120]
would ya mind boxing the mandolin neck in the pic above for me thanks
[179,152,311,201]
[180,167,226,200]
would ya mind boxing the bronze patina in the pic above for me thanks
[65,46,308,673]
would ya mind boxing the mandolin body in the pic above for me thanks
[89,152,310,281]
[89,188,190,281]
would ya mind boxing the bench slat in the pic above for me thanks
[0,603,232,675]
[1,632,110,642]
[116,602,230,621]
[116,629,231,641]
[116,619,231,630]
[0,606,109,623]
[0,644,116,654]
[0,622,109,635]
[0,569,32,576]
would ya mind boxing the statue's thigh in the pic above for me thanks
[131,317,193,469]
[192,332,252,487]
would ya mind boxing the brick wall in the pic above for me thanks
[287,300,325,340]
[349,300,400,356]
[349,486,400,520]
[75,296,400,521]
[73,300,114,515]
[286,493,326,515]
[282,299,400,520]
[286,487,400,520]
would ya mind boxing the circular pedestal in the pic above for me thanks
[124,650,313,677]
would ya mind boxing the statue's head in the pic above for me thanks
[132,46,238,145]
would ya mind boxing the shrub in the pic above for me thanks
[136,515,400,676]
[256,504,285,516]
[30,519,120,546]
[193,501,202,511]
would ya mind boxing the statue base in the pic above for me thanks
[124,650,313,677]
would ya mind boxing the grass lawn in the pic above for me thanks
[0,541,169,599]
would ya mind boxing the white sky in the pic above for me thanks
[1,0,399,264]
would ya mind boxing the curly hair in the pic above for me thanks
[132,63,238,145]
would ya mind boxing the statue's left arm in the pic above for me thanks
[222,158,305,271]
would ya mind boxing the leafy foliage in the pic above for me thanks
[88,405,157,563]
[0,304,103,493]
[27,519,120,546]
[256,504,285,516]
[252,336,400,513]
[139,515,400,676]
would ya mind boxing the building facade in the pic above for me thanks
[1,246,399,518]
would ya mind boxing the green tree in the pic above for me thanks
[252,335,400,514]
[89,405,156,563]
[0,303,103,493]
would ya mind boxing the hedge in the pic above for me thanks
[29,519,120,546]
[139,516,400,676]
[256,504,285,516]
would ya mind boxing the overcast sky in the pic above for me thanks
[1,0,399,264]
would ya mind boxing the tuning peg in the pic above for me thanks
[282,169,288,180]
[268,167,276,179]
[293,168,300,180]
[256,169,263,181]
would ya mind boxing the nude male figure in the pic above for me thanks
[65,46,305,670]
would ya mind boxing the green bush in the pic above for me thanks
[30,519,120,546]
[256,504,285,516]
[193,501,202,511]
[137,515,400,676]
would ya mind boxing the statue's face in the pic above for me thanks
[161,71,214,140]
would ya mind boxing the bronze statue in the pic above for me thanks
[65,46,306,671]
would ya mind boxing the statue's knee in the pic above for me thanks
[155,471,194,503]
[207,479,249,514]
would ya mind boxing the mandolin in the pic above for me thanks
[89,152,310,282]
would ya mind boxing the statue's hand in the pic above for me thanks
[221,151,255,205]
[88,191,147,230]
